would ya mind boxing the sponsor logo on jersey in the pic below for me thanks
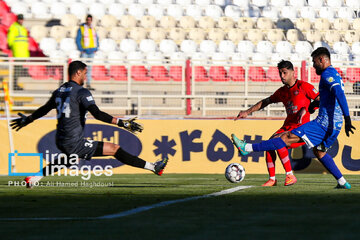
[294,90,299,95]
[327,77,334,83]
[86,96,94,101]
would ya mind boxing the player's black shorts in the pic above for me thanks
[57,139,100,160]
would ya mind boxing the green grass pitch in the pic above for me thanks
[0,174,359,240]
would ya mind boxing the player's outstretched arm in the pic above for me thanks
[87,104,143,133]
[235,97,271,120]
[10,113,33,131]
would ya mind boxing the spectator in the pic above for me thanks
[76,14,99,91]
[7,14,29,90]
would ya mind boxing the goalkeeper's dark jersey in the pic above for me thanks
[50,81,95,145]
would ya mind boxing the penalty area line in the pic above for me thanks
[0,185,253,221]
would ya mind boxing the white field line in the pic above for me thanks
[0,185,253,221]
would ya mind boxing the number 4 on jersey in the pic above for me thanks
[56,97,71,118]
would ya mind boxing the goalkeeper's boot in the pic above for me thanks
[24,176,43,189]
[262,179,277,187]
[231,134,249,156]
[335,182,351,189]
[284,174,297,186]
[154,157,169,176]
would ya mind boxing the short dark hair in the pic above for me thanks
[311,47,331,59]
[86,14,93,20]
[277,60,294,70]
[68,60,87,77]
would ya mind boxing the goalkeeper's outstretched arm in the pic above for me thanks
[87,104,143,133]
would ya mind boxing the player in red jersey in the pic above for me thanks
[234,60,319,186]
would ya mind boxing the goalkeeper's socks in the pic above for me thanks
[115,148,146,169]
[277,147,292,173]
[265,151,276,178]
[319,154,343,180]
[252,138,287,152]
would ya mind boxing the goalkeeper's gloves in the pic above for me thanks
[308,100,320,114]
[10,113,33,131]
[117,117,143,133]
[344,116,356,137]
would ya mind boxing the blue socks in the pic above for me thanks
[252,138,287,152]
[319,154,343,180]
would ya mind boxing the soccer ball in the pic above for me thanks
[225,163,245,183]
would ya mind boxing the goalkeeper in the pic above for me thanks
[11,60,168,188]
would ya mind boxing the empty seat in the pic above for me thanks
[40,38,58,55]
[170,51,186,62]
[204,5,223,20]
[146,51,165,63]
[128,4,145,20]
[228,66,245,81]
[166,4,184,20]
[257,18,274,30]
[159,39,178,55]
[288,0,306,7]
[110,65,128,81]
[99,38,116,53]
[252,52,268,65]
[249,66,266,82]
[313,41,331,51]
[50,2,67,17]
[333,42,350,55]
[92,66,111,81]
[269,0,286,7]
[306,30,322,43]
[295,18,312,32]
[227,28,244,44]
[31,2,51,19]
[130,27,147,43]
[237,17,254,30]
[247,29,263,43]
[109,27,127,43]
[157,0,173,4]
[224,5,242,20]
[351,42,360,55]
[218,17,234,30]
[266,29,284,43]
[200,40,217,55]
[185,5,202,21]
[346,0,360,8]
[243,6,261,18]
[300,7,316,21]
[233,0,250,8]
[188,28,206,43]
[131,66,151,81]
[308,0,324,8]
[212,52,228,62]
[95,27,107,41]
[209,66,228,81]
[198,16,215,29]
[192,52,208,64]
[319,7,335,21]
[89,3,106,19]
[195,0,212,6]
[314,18,331,31]
[180,40,198,54]
[127,51,144,64]
[101,15,117,29]
[286,29,304,44]
[61,14,78,28]
[147,4,165,21]
[150,66,170,81]
[107,4,125,19]
[169,66,183,81]
[218,40,235,54]
[138,0,153,5]
[70,3,87,19]
[107,51,125,63]
[280,6,297,20]
[176,0,192,6]
[208,28,225,43]
[327,0,343,8]
[140,15,157,29]
[120,39,137,53]
[344,30,360,44]
[237,40,255,55]
[159,16,177,29]
[139,39,157,53]
[179,16,196,29]
[120,15,137,29]
[60,38,77,53]
[193,66,209,82]
[324,30,341,45]
[294,41,313,55]
[346,68,360,83]
[333,18,349,31]
[30,25,48,43]
[275,41,293,55]
[267,66,280,81]
[256,41,273,55]
[338,7,356,22]
[149,28,166,43]
[262,6,279,21]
